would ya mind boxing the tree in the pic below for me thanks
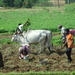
[53,0,56,7]
[2,0,8,7]
[23,0,32,8]
[8,0,14,7]
[14,0,23,8]
[0,0,38,8]
[1,0,14,7]
[0,0,3,6]
[65,0,75,4]
[58,0,60,8]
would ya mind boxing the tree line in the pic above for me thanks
[65,0,75,4]
[0,0,75,8]
[0,0,38,8]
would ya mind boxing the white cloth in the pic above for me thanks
[18,24,23,32]
[61,27,66,36]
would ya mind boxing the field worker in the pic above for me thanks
[62,29,74,63]
[58,25,66,44]
[16,23,26,35]
[19,44,30,60]
[16,23,23,34]
[16,18,30,34]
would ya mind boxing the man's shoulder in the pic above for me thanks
[61,27,67,31]
[67,34,73,37]
[62,27,65,29]
[61,27,65,31]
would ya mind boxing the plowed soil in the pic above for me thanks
[0,33,75,73]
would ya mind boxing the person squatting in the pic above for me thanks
[19,44,30,60]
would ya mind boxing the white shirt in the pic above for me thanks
[18,24,23,32]
[61,27,66,36]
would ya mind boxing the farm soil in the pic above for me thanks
[0,33,75,73]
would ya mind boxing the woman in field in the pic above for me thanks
[62,29,74,63]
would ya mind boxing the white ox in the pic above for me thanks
[11,30,52,53]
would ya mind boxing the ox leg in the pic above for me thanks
[46,43,53,52]
[38,33,46,53]
[44,47,46,51]
[49,43,53,52]
[38,43,45,53]
[35,45,40,52]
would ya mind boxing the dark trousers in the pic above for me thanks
[65,48,72,61]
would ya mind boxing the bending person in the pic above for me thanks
[19,44,30,60]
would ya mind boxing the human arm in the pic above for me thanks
[62,41,67,49]
[23,19,30,26]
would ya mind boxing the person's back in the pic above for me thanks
[16,23,23,34]
[61,27,66,36]
[19,45,30,59]
[18,24,23,32]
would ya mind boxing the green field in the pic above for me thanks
[0,4,75,33]
[0,4,75,45]
[0,71,75,75]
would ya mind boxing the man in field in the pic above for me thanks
[62,29,74,63]
[58,25,66,44]
[16,18,30,34]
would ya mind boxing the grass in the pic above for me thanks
[0,6,75,33]
[0,71,73,75]
[0,4,75,45]
[0,38,16,45]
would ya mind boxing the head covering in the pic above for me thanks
[58,25,62,28]
[65,29,69,32]
[18,23,21,25]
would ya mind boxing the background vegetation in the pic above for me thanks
[0,3,75,33]
[0,0,75,8]
[0,0,50,8]
[0,71,75,75]
[0,3,75,46]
